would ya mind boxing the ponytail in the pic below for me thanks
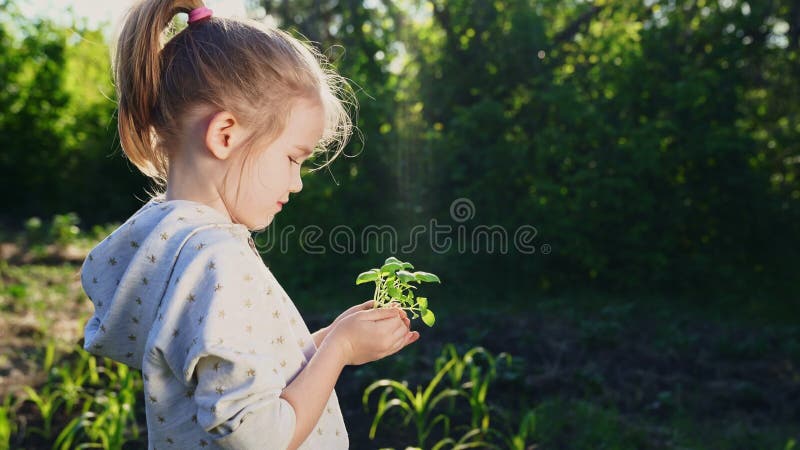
[113,0,202,183]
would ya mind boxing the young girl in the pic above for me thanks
[79,1,420,449]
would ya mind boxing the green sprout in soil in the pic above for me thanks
[355,256,441,327]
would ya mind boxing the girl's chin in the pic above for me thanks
[241,213,275,232]
[258,214,276,228]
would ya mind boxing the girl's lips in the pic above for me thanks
[276,202,283,210]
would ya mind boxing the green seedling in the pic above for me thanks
[355,256,441,327]
[363,357,462,448]
[0,394,16,450]
[22,384,64,440]
[488,409,536,450]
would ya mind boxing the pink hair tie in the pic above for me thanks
[188,6,213,24]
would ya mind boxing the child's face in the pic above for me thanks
[227,98,324,231]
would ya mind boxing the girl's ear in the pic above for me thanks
[204,111,246,160]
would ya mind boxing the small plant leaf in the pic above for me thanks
[422,309,436,327]
[387,285,402,299]
[380,262,403,275]
[384,256,403,265]
[417,296,428,314]
[397,270,417,283]
[414,271,441,283]
[356,269,380,285]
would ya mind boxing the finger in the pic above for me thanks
[361,299,375,309]
[385,303,407,320]
[390,330,418,355]
[402,316,411,329]
[395,332,419,353]
[372,317,404,337]
[381,323,406,349]
[383,333,406,358]
[359,307,401,321]
[391,322,407,340]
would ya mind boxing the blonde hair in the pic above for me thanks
[113,0,356,189]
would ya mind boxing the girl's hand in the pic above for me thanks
[333,300,410,328]
[325,306,420,366]
[332,299,375,326]
[314,300,410,347]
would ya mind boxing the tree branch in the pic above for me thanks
[552,5,604,46]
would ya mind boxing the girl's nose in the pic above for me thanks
[289,171,303,193]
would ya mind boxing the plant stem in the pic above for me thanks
[372,279,380,308]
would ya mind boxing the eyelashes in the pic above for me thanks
[289,157,300,165]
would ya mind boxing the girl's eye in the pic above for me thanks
[289,157,300,165]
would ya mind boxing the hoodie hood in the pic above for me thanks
[80,197,251,369]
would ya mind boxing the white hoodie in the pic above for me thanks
[80,196,348,449]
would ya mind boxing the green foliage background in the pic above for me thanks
[1,0,798,301]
